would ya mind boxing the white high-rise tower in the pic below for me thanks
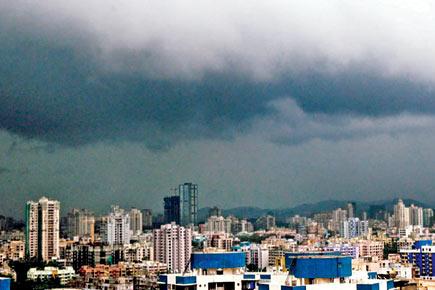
[153,223,192,273]
[25,197,60,261]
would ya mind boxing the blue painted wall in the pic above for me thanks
[407,241,435,277]
[357,283,379,290]
[387,280,394,290]
[286,254,352,278]
[259,284,270,290]
[0,278,10,290]
[413,240,432,249]
[281,286,306,290]
[176,276,197,285]
[191,252,246,269]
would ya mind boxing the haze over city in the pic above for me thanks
[2,1,435,217]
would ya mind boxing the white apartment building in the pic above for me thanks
[205,216,232,233]
[67,208,95,241]
[129,208,143,236]
[27,266,76,285]
[25,197,60,261]
[102,206,131,246]
[153,223,192,273]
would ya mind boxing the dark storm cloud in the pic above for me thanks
[0,13,273,148]
[0,167,11,175]
[1,1,435,148]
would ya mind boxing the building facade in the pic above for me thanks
[129,208,143,236]
[153,223,192,273]
[178,183,198,226]
[25,197,60,261]
[102,206,131,246]
[164,196,180,224]
[67,208,95,241]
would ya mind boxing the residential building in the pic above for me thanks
[153,223,192,273]
[340,218,368,239]
[142,209,153,229]
[400,240,435,278]
[347,202,356,219]
[129,208,143,235]
[208,207,222,218]
[25,197,60,261]
[248,244,269,270]
[409,204,423,227]
[394,199,410,229]
[358,240,384,260]
[205,216,232,233]
[423,208,434,227]
[27,266,76,285]
[256,215,276,230]
[102,206,131,246]
[66,208,95,241]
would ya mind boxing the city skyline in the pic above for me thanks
[1,191,435,219]
[8,194,434,221]
[3,2,435,289]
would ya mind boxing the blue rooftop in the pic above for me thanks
[191,252,246,269]
[285,253,352,279]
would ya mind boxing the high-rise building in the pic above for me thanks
[394,199,410,229]
[331,208,347,232]
[153,223,192,273]
[208,206,222,217]
[423,208,434,227]
[0,215,6,231]
[340,218,368,239]
[101,206,131,246]
[205,216,232,233]
[178,183,198,226]
[231,218,254,234]
[347,202,356,219]
[25,201,39,259]
[256,215,276,230]
[129,208,143,235]
[25,197,60,261]
[164,196,180,224]
[409,204,423,227]
[142,209,153,229]
[248,244,269,270]
[66,209,95,241]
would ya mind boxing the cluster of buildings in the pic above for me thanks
[0,192,435,289]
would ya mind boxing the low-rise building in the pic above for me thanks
[27,266,76,285]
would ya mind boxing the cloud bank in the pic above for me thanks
[1,0,435,148]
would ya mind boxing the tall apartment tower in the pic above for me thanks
[340,217,368,239]
[409,204,423,227]
[25,197,60,261]
[153,223,192,273]
[178,183,198,226]
[394,199,410,229]
[102,206,131,246]
[423,208,434,227]
[25,201,39,258]
[67,208,95,241]
[129,208,143,235]
[208,206,222,218]
[142,209,153,229]
[164,196,180,224]
[347,202,356,219]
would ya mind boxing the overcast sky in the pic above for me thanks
[1,0,435,217]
